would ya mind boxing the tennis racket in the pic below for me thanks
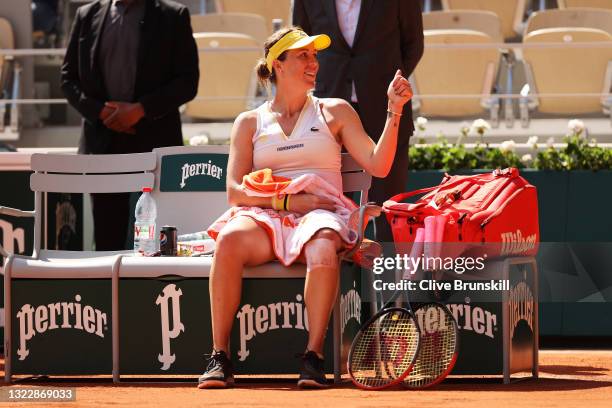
[347,231,425,390]
[347,293,421,390]
[403,302,459,389]
[403,218,459,388]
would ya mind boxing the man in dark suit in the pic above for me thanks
[61,0,199,250]
[293,0,423,243]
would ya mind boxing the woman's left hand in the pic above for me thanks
[387,69,413,112]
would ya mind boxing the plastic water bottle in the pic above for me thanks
[134,187,158,255]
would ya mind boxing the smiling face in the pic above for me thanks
[273,43,319,90]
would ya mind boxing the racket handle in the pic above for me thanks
[400,228,424,281]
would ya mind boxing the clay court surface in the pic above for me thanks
[1,350,611,407]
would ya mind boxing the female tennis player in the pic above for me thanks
[198,26,412,389]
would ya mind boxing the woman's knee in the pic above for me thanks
[304,229,341,271]
[214,223,274,264]
[215,229,251,259]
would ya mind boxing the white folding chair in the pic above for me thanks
[1,152,156,382]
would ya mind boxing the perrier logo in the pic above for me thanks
[180,161,223,188]
[160,153,228,192]
[16,294,108,361]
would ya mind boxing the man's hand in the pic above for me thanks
[99,105,115,121]
[103,102,145,134]
[100,104,136,133]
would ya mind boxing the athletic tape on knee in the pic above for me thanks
[305,238,338,272]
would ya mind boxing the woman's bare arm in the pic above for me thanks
[327,70,412,178]
[226,111,272,207]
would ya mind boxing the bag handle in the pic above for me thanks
[388,185,441,203]
[388,171,502,204]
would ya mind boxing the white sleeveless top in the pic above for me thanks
[252,95,343,191]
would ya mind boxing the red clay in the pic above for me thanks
[1,350,611,407]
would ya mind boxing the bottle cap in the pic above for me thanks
[142,187,152,193]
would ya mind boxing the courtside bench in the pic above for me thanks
[1,146,370,383]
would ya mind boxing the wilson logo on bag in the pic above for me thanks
[382,168,539,259]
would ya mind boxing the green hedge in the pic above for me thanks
[409,135,612,171]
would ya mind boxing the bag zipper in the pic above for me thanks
[457,212,468,241]
[408,216,417,235]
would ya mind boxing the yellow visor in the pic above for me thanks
[265,30,331,71]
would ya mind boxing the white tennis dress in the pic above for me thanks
[207,95,359,265]
[252,94,343,191]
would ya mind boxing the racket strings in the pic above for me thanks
[404,304,458,388]
[349,311,420,389]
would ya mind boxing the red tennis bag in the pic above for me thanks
[382,168,539,259]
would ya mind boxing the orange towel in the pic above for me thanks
[242,169,292,194]
[208,170,358,266]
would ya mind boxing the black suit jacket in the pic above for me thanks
[61,0,199,154]
[292,0,423,141]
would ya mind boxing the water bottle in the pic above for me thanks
[134,187,158,255]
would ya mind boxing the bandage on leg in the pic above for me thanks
[303,234,341,354]
[305,237,339,272]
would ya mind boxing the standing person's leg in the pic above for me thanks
[90,135,137,251]
[299,228,343,388]
[199,216,275,389]
[91,192,131,250]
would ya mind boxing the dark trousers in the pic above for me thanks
[350,102,410,244]
[91,192,131,251]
